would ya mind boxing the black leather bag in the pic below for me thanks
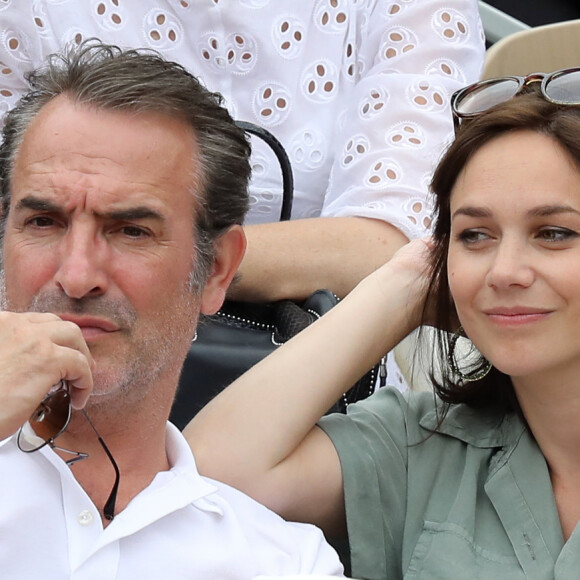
[169,122,382,430]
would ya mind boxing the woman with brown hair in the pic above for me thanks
[187,70,580,579]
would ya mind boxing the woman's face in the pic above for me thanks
[448,130,580,380]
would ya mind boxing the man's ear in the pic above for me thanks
[200,225,246,315]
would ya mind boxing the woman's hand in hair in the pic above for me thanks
[369,237,434,333]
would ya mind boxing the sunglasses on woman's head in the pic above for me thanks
[451,67,580,132]
[17,380,120,520]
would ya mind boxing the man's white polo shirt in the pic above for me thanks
[0,423,344,579]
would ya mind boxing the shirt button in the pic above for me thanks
[78,510,94,526]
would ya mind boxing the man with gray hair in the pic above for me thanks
[0,40,344,578]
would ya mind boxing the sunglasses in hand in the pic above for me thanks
[17,380,120,521]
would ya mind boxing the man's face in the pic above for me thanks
[4,96,204,408]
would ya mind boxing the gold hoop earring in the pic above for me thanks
[448,326,491,383]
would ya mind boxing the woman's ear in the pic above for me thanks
[200,225,246,315]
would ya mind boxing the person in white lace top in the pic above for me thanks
[0,0,484,302]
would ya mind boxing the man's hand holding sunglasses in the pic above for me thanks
[0,310,93,441]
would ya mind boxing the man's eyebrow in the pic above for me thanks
[104,207,165,222]
[15,195,59,213]
[14,195,165,222]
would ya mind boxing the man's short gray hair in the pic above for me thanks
[0,39,251,290]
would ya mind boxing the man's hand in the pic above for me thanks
[0,311,93,440]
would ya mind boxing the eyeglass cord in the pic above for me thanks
[81,409,120,521]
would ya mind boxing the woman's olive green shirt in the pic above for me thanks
[318,388,578,580]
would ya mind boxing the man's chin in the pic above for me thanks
[87,372,127,399]
[86,365,153,411]
[83,383,130,418]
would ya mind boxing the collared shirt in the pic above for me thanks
[319,387,580,580]
[0,0,484,236]
[0,423,344,579]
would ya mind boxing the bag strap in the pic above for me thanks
[235,120,294,221]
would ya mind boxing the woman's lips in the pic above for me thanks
[483,307,552,326]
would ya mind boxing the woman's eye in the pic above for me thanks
[538,227,578,243]
[457,229,489,245]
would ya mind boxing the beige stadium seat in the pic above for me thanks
[394,328,435,392]
[483,18,580,79]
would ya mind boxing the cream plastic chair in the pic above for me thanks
[394,328,435,392]
[483,18,580,79]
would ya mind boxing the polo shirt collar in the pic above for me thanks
[6,421,223,526]
[95,422,223,544]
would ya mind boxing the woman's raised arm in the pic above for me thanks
[185,239,432,536]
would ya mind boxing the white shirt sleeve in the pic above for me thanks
[321,0,485,239]
[0,2,40,121]
[0,0,485,238]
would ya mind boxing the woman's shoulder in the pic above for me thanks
[320,386,516,450]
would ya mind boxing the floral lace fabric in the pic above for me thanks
[0,0,484,236]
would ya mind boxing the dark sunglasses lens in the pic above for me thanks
[17,386,71,452]
[455,78,520,116]
[545,69,580,104]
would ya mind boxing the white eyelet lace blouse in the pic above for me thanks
[0,0,484,237]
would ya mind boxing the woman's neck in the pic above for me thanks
[514,369,580,456]
[513,371,580,541]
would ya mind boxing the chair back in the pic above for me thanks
[483,18,580,79]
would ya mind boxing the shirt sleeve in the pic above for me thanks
[318,387,415,580]
[321,0,485,240]
[209,478,346,577]
[0,4,47,124]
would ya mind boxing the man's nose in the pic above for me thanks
[54,227,109,299]
[485,239,535,290]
